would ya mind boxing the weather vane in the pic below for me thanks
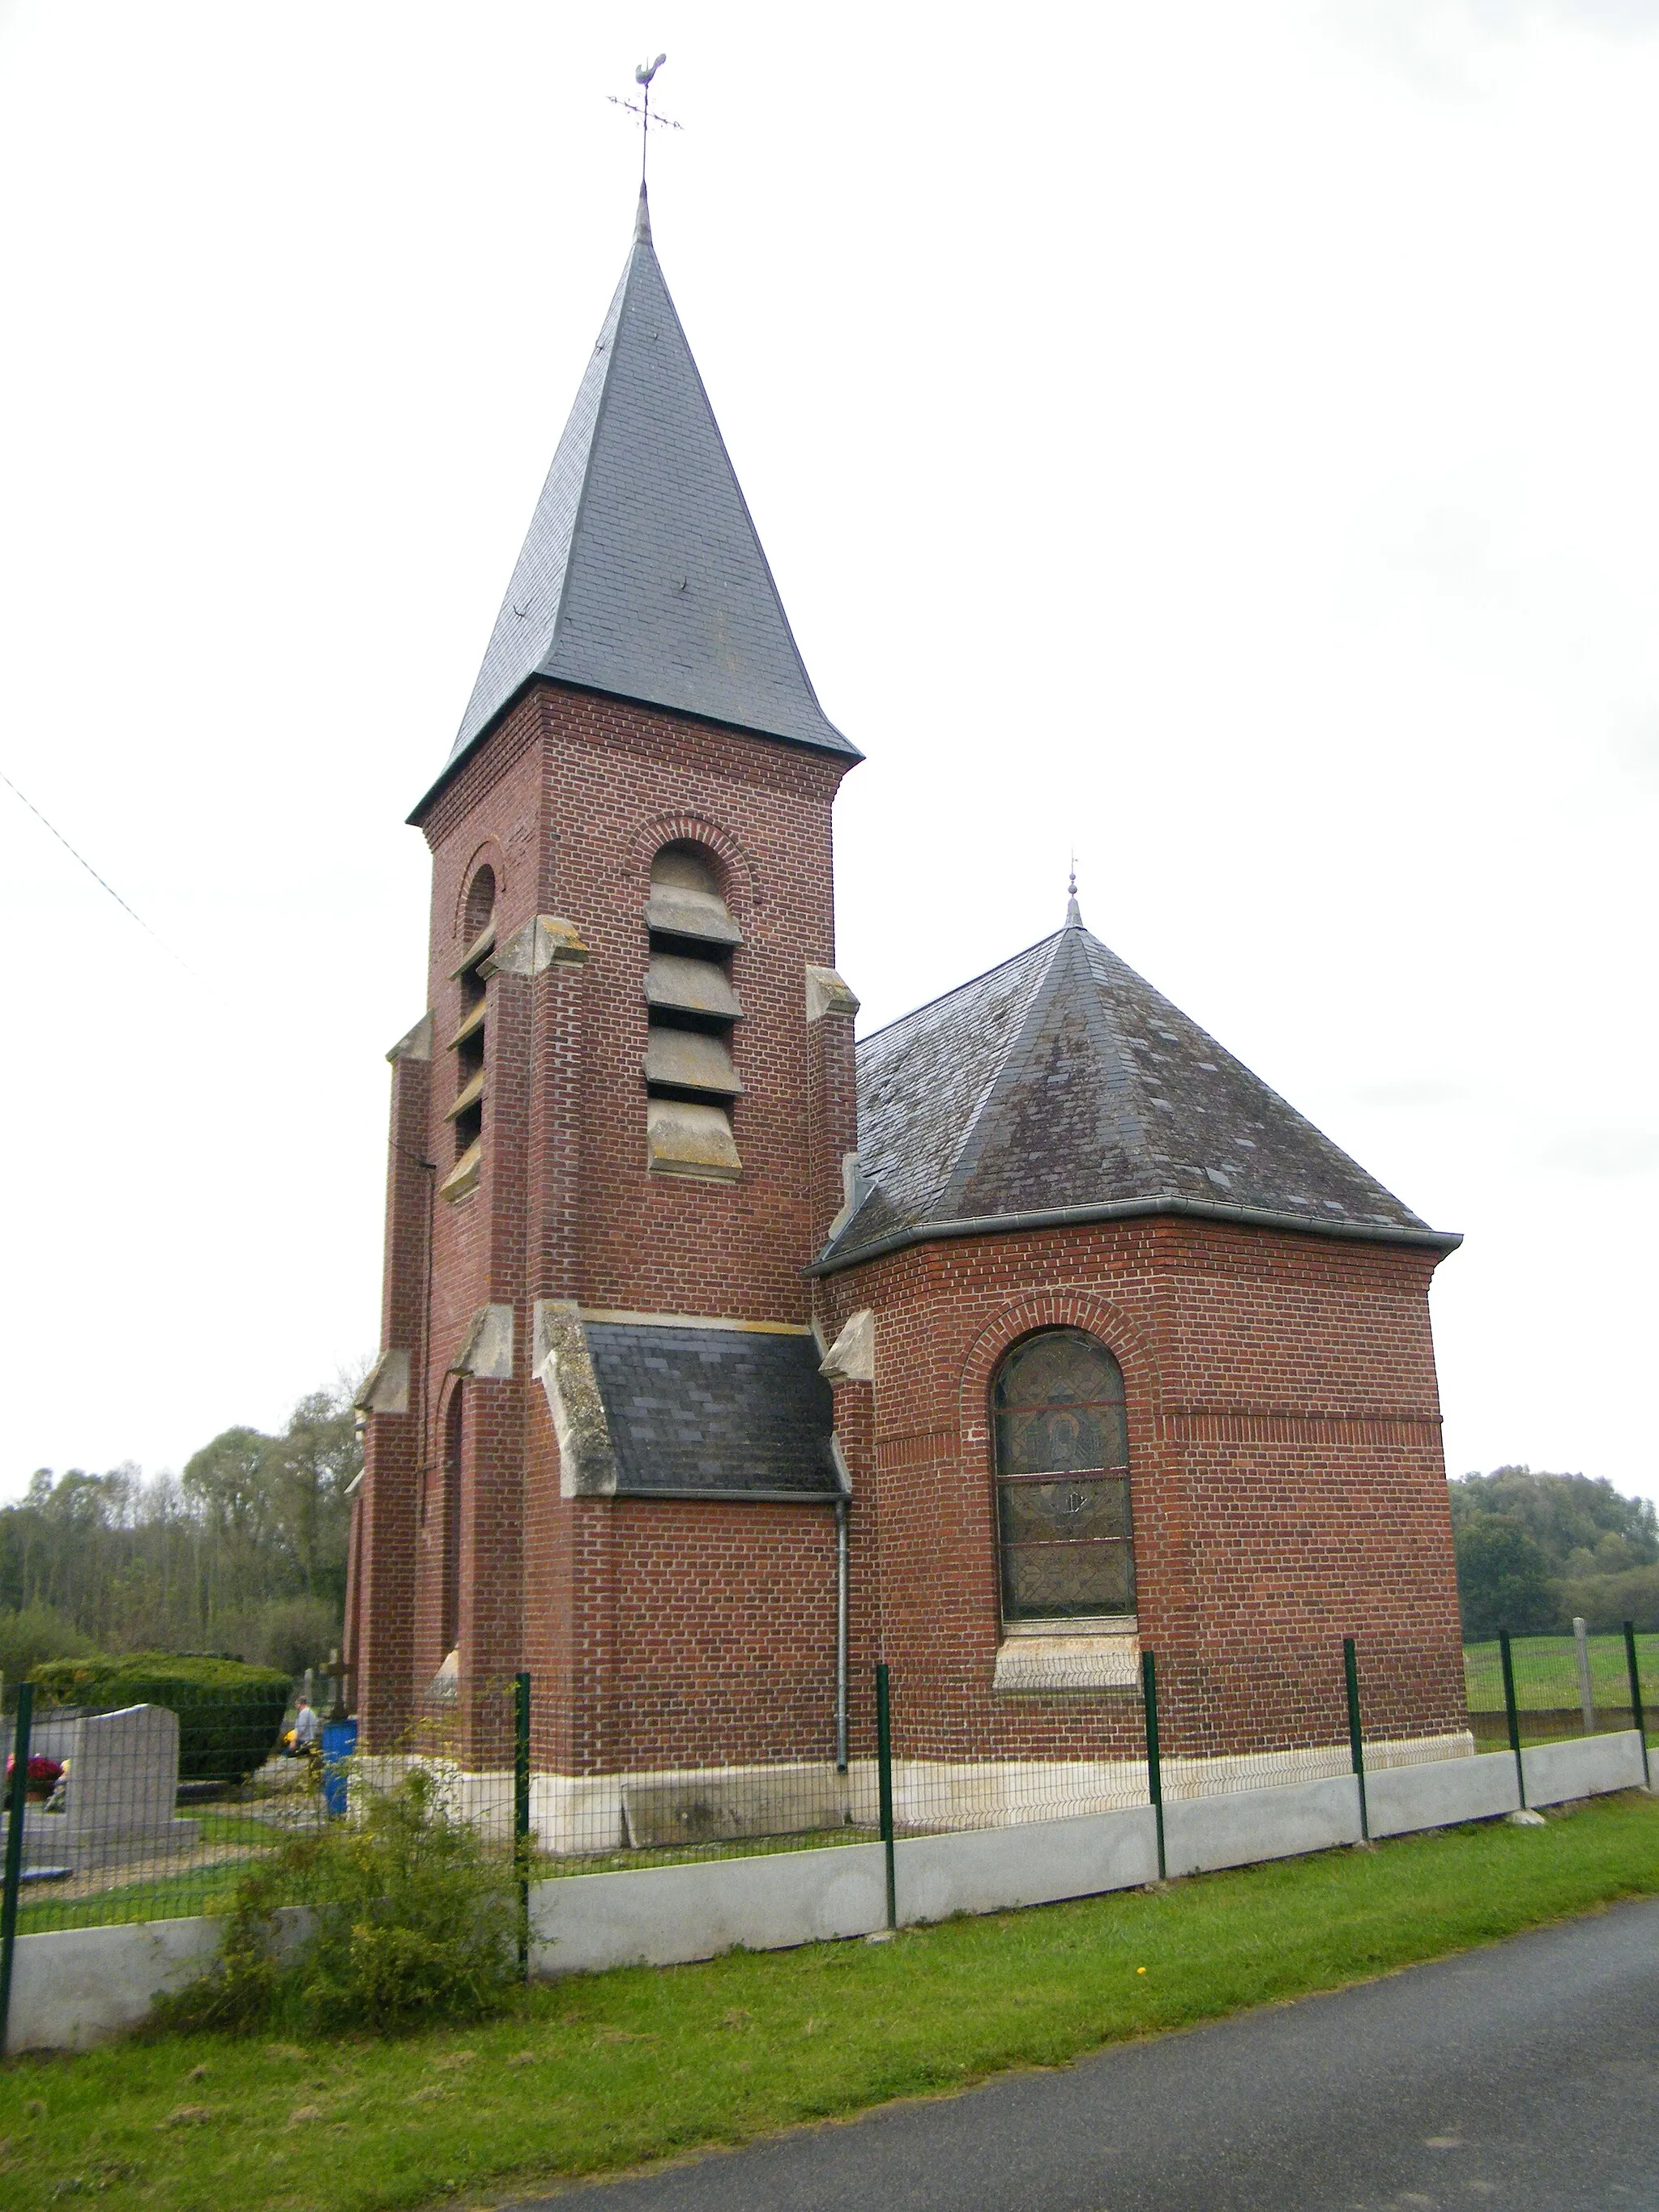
[608,53,682,188]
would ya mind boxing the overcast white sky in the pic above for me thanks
[1,1,1655,1504]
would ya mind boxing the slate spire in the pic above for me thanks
[428,189,855,805]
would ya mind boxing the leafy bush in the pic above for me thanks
[156,1767,520,2035]
[28,1651,292,1782]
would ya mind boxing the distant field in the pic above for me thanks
[1463,1632,1657,1720]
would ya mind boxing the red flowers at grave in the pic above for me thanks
[6,1752,64,1799]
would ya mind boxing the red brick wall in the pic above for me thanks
[815,1217,1465,1765]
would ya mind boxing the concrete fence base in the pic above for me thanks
[4,1733,1648,2054]
[4,1917,222,2055]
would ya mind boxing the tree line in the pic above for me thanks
[1450,1466,1659,1639]
[0,1382,360,1694]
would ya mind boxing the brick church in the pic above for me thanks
[344,185,1470,1840]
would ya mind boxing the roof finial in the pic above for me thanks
[635,53,666,187]
[1066,853,1082,927]
[609,53,680,210]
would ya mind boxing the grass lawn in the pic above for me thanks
[1462,1631,1657,1715]
[15,1812,293,1937]
[1,1790,1655,2212]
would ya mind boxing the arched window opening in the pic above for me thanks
[643,842,744,1181]
[442,864,497,1201]
[992,1330,1134,1627]
[463,863,497,943]
[440,1385,464,1656]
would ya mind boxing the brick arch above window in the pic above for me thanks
[957,1289,1160,1468]
[627,812,757,924]
[451,838,505,945]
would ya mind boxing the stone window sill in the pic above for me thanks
[992,1632,1140,1695]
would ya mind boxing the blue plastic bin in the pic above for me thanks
[321,1718,357,1818]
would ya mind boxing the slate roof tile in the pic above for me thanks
[820,916,1457,1269]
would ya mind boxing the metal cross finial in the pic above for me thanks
[608,53,681,189]
[1068,851,1078,898]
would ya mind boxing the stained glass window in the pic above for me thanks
[992,1330,1134,1624]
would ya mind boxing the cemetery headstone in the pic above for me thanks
[62,1704,200,1864]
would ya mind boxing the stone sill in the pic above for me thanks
[992,1633,1141,1696]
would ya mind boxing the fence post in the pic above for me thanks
[514,1670,531,1975]
[1,1681,35,2058]
[1141,1649,1166,1882]
[1343,1636,1370,1843]
[1572,1617,1594,1733]
[1499,1629,1526,1809]
[875,1662,896,1931]
[1624,1622,1651,1791]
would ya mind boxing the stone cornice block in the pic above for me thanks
[354,1348,412,1417]
[534,1299,618,1497]
[452,1303,514,1380]
[819,1307,875,1385]
[805,964,859,1023]
[386,1012,434,1064]
[482,915,589,978]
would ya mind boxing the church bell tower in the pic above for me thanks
[346,185,864,1771]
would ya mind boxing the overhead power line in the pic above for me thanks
[0,763,198,977]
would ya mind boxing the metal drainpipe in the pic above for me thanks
[835,1498,850,1773]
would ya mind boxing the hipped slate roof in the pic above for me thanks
[585,1324,841,1501]
[817,914,1459,1272]
[419,188,854,815]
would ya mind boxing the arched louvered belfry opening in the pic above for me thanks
[441,864,497,1202]
[642,841,744,1180]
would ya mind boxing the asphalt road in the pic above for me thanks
[511,1896,1659,2212]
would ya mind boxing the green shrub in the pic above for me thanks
[0,1603,92,1704]
[156,1767,520,2036]
[28,1651,292,1782]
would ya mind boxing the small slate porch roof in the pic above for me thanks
[585,1323,842,1502]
